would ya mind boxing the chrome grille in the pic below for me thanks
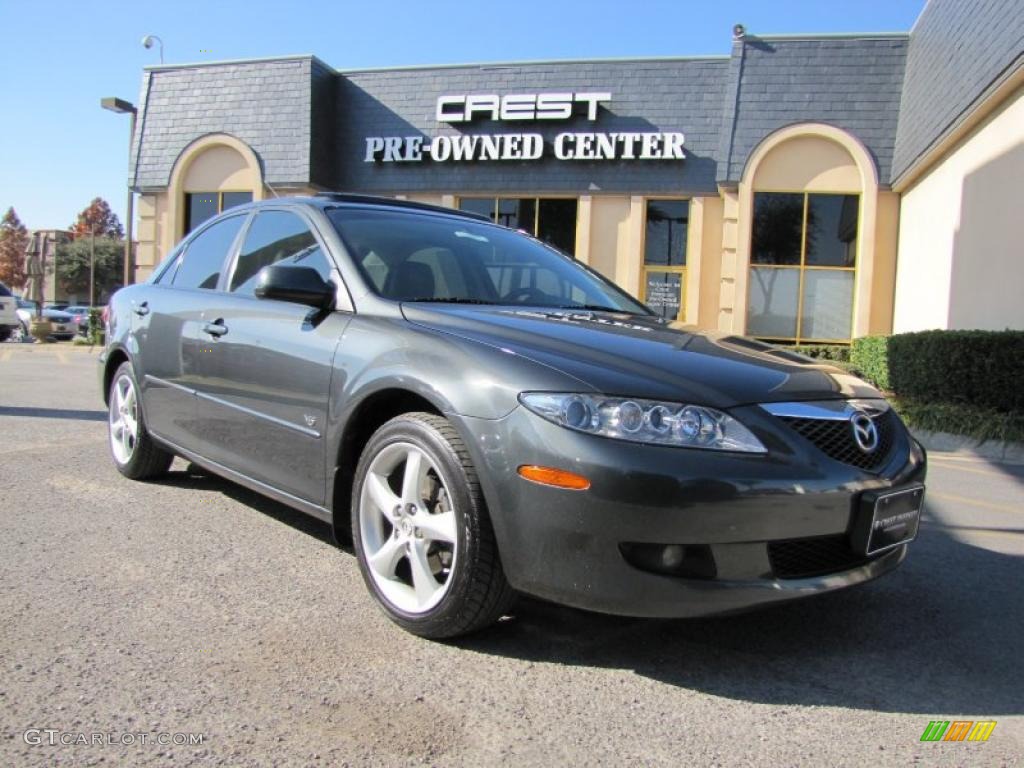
[781,409,896,471]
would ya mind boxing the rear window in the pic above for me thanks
[0,282,12,297]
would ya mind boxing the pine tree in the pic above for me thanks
[0,207,29,290]
[70,197,124,239]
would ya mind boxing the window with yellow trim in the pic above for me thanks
[641,199,688,321]
[747,192,858,343]
[457,197,577,256]
[184,191,253,234]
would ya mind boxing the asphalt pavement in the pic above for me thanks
[1,344,1022,767]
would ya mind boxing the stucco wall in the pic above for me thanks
[893,87,1024,332]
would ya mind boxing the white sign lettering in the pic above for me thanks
[436,92,611,122]
[364,91,686,164]
[364,132,685,163]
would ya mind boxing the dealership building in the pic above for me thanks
[127,0,1023,343]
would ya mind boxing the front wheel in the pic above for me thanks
[352,412,514,639]
[108,361,174,480]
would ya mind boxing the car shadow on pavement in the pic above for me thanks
[153,465,1022,717]
[0,405,108,422]
[456,525,1023,717]
[150,465,337,546]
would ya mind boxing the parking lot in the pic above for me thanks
[1,345,1021,767]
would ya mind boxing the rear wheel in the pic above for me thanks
[352,412,513,639]
[108,361,174,480]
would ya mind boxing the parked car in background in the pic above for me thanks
[64,306,94,337]
[15,299,76,341]
[43,308,76,340]
[0,282,20,341]
[15,298,35,340]
[100,194,927,639]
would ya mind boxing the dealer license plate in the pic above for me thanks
[852,485,924,556]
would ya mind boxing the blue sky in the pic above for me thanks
[0,0,924,231]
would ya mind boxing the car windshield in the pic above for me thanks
[328,208,651,314]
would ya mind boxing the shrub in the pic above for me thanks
[792,344,851,363]
[890,330,1024,411]
[87,307,104,346]
[891,397,1024,444]
[850,336,891,390]
[852,330,1024,412]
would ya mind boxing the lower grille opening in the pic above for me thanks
[620,543,717,580]
[768,534,876,579]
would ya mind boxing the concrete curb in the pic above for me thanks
[912,428,1024,465]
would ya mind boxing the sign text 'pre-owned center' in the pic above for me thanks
[364,92,686,163]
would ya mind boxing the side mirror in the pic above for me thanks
[254,265,335,310]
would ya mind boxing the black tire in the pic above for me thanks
[0,327,10,342]
[352,412,514,639]
[108,361,174,480]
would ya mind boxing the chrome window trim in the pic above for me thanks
[760,399,890,421]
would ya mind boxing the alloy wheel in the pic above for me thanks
[109,374,139,465]
[358,442,458,614]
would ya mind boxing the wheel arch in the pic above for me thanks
[330,386,447,543]
[102,345,132,405]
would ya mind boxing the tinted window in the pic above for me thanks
[644,200,688,267]
[173,215,244,290]
[230,211,333,295]
[0,282,11,297]
[185,193,219,233]
[751,193,803,266]
[184,191,253,233]
[222,191,253,212]
[805,194,858,267]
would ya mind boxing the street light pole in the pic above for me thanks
[100,97,138,289]
[89,227,96,307]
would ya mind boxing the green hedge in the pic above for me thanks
[850,336,890,390]
[891,397,1024,444]
[852,330,1024,411]
[88,307,104,346]
[792,344,851,363]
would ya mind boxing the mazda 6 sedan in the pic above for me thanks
[100,194,927,638]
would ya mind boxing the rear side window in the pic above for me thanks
[230,210,333,295]
[173,215,245,290]
[0,282,11,297]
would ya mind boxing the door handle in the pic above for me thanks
[202,320,228,337]
[132,302,150,317]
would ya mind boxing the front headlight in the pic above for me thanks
[518,392,766,453]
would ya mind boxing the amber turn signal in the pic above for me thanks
[516,465,591,491]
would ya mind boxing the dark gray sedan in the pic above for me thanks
[100,194,926,638]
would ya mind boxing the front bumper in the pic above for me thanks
[455,403,927,618]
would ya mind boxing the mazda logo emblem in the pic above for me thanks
[850,411,879,453]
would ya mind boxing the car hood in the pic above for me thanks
[401,305,881,410]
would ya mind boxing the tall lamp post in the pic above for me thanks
[100,97,137,289]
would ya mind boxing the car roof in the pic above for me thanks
[229,193,491,223]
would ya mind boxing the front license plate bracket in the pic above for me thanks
[852,485,924,556]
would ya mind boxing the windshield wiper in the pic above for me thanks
[551,304,632,313]
[402,297,498,304]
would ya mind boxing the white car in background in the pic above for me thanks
[0,282,22,341]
